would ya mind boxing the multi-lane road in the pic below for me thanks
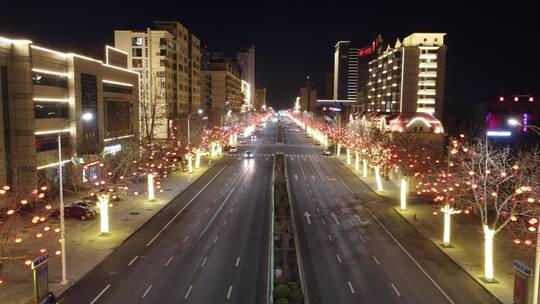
[61,117,499,303]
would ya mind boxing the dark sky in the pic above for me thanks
[1,1,538,109]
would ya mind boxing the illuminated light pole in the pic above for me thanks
[362,159,368,178]
[147,173,155,201]
[346,148,351,165]
[187,154,193,174]
[336,143,341,157]
[58,112,94,285]
[441,204,461,247]
[355,152,359,172]
[195,149,201,169]
[400,178,408,210]
[374,165,383,192]
[211,142,216,157]
[483,225,495,282]
[98,194,110,235]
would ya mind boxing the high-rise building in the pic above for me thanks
[254,87,267,110]
[0,35,139,192]
[237,46,255,108]
[333,41,361,101]
[365,33,447,117]
[300,86,317,113]
[114,21,201,139]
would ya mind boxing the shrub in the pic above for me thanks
[275,298,289,304]
[274,284,291,299]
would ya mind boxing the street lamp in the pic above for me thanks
[58,112,94,284]
[187,109,203,147]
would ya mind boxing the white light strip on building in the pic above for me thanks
[399,48,405,112]
[31,45,68,58]
[0,36,32,44]
[33,97,72,103]
[103,63,140,75]
[102,79,134,87]
[103,134,134,142]
[406,117,433,128]
[35,128,71,135]
[37,160,70,170]
[105,45,128,55]
[31,68,69,77]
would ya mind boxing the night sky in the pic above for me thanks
[1,1,538,109]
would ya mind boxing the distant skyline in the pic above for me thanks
[1,1,538,109]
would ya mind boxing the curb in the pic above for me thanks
[391,207,503,304]
[268,155,275,304]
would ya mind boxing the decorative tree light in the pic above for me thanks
[211,142,217,157]
[400,178,408,210]
[441,204,461,247]
[229,134,234,145]
[346,148,351,165]
[362,159,368,178]
[233,133,237,144]
[483,225,495,282]
[98,194,110,235]
[336,143,341,157]
[147,173,155,201]
[355,152,359,172]
[195,149,201,169]
[375,165,383,191]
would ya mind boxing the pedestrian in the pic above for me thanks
[413,214,417,221]
[46,292,57,304]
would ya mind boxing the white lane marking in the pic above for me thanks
[311,175,316,181]
[230,207,234,214]
[331,212,341,226]
[142,285,152,298]
[304,212,312,225]
[322,218,326,225]
[309,189,312,193]
[366,208,455,304]
[128,255,139,266]
[298,159,307,180]
[328,234,333,242]
[235,257,240,267]
[359,235,366,243]
[223,220,228,227]
[348,281,356,295]
[146,164,229,247]
[165,256,174,266]
[391,283,401,297]
[335,197,338,202]
[185,285,194,299]
[90,284,111,304]
[316,207,320,213]
[206,207,210,213]
[201,256,208,267]
[214,236,220,243]
[182,235,189,243]
[294,174,298,181]
[226,285,233,299]
[195,220,200,226]
[336,254,342,264]
[372,255,381,265]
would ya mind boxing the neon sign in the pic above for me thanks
[358,47,373,57]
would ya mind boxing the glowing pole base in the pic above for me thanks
[362,159,368,178]
[98,194,110,235]
[375,165,383,192]
[195,150,201,169]
[336,144,341,157]
[355,152,359,172]
[400,178,407,210]
[346,149,351,165]
[442,205,460,247]
[483,226,495,282]
[188,156,193,174]
[148,173,155,201]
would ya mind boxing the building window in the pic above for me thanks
[132,37,143,46]
[32,72,68,88]
[160,60,165,67]
[35,102,69,119]
[132,59,143,68]
[160,49,167,56]
[103,83,133,95]
[160,38,166,46]
[35,133,68,152]
[132,48,142,57]
[80,73,99,154]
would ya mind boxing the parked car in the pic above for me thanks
[323,149,332,156]
[67,200,100,214]
[229,146,238,153]
[50,205,96,220]
[244,151,253,158]
[251,135,257,140]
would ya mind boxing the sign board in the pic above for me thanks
[513,260,532,277]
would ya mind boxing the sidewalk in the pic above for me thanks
[0,156,218,304]
[335,153,534,304]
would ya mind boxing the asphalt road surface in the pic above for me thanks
[60,123,276,304]
[281,117,500,304]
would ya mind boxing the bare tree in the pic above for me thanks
[140,72,170,143]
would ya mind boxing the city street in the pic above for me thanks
[59,125,276,304]
[281,120,500,304]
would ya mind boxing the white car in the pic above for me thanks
[229,146,238,153]
[323,149,332,156]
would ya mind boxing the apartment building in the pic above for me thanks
[237,45,255,109]
[254,87,267,110]
[0,35,139,192]
[114,21,201,139]
[365,33,447,117]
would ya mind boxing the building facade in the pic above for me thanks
[254,87,267,110]
[0,35,139,192]
[114,21,201,139]
[365,33,447,117]
[201,61,243,125]
[333,41,361,101]
[300,87,317,113]
[237,46,255,108]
